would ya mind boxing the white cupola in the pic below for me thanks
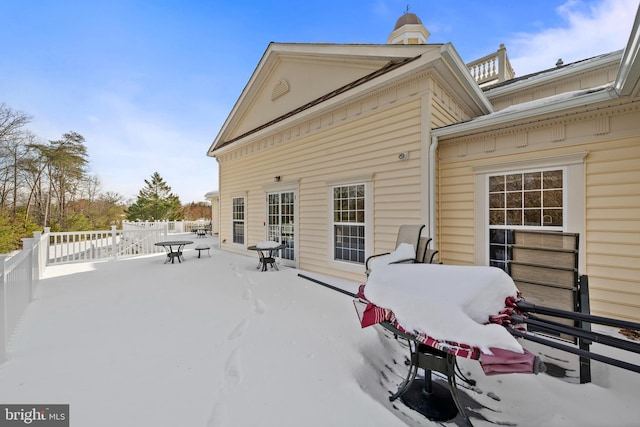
[387,11,430,45]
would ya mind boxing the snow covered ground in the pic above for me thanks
[1,233,639,426]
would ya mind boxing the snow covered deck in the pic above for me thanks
[1,233,639,426]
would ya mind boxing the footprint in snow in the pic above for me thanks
[254,298,267,314]
[224,348,243,385]
[205,403,229,427]
[227,318,249,340]
[242,289,253,300]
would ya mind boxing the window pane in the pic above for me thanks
[489,210,505,225]
[544,209,563,226]
[489,193,504,208]
[543,170,563,189]
[490,229,506,244]
[489,175,504,192]
[506,174,522,191]
[489,229,513,271]
[506,192,522,209]
[524,172,541,190]
[507,209,522,225]
[524,209,541,226]
[524,191,541,207]
[544,190,563,207]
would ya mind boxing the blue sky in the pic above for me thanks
[1,0,637,203]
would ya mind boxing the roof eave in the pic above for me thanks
[440,43,494,115]
[486,51,623,98]
[432,86,619,139]
[615,6,640,97]
[207,43,439,156]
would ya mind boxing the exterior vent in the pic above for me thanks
[272,79,290,100]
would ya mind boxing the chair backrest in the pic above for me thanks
[509,230,583,334]
[508,229,590,384]
[395,225,425,254]
[416,236,439,263]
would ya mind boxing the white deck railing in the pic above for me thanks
[1,236,40,363]
[467,44,515,87]
[0,225,174,361]
[46,227,166,265]
[122,220,211,234]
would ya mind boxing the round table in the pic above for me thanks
[247,243,285,271]
[155,241,193,264]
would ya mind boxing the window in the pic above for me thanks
[232,197,245,244]
[333,184,365,264]
[488,169,564,270]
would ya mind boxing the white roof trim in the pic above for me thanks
[440,44,494,114]
[485,51,623,98]
[432,85,618,139]
[615,6,640,96]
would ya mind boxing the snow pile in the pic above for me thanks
[365,263,522,353]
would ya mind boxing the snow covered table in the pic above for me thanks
[356,263,541,425]
[248,241,285,271]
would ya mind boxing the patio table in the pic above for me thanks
[248,242,285,271]
[155,240,193,264]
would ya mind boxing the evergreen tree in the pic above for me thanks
[125,172,183,221]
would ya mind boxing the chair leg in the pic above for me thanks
[390,339,419,402]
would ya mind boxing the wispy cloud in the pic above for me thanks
[508,0,638,75]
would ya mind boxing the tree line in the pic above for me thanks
[0,103,210,253]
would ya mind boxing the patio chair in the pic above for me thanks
[365,224,426,275]
[416,236,439,264]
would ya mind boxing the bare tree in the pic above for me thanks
[0,104,31,213]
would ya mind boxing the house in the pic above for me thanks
[208,10,640,322]
[204,190,219,235]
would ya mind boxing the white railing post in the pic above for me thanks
[111,226,118,260]
[40,229,50,271]
[33,231,42,281]
[497,43,508,82]
[0,255,7,363]
[21,238,35,302]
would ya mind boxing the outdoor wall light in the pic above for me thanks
[274,176,281,182]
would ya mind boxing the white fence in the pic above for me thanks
[0,225,177,362]
[122,220,211,234]
[47,226,166,265]
[1,236,40,363]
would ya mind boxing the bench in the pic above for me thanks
[194,244,210,258]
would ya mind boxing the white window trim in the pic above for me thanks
[327,178,373,274]
[473,152,587,268]
[264,189,299,269]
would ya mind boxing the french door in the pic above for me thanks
[267,191,296,266]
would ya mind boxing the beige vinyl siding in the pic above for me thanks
[432,96,467,129]
[218,98,424,282]
[438,135,640,322]
[584,137,640,322]
[438,162,476,265]
[430,87,477,262]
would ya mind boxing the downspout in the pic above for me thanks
[216,157,222,248]
[429,134,438,247]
